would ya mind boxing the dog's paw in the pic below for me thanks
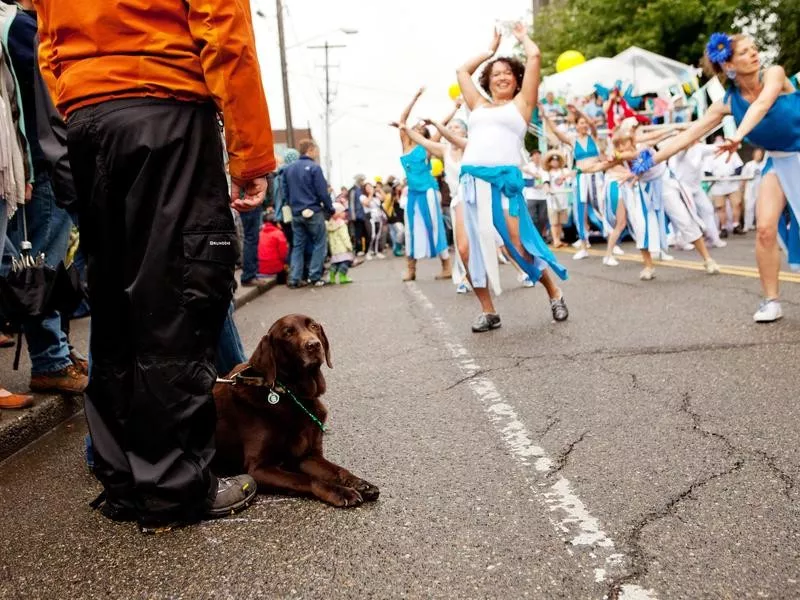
[312,481,364,508]
[351,479,380,502]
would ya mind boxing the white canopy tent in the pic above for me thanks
[613,46,700,94]
[540,56,670,99]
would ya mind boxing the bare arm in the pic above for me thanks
[393,87,425,150]
[539,105,573,145]
[431,101,462,143]
[425,119,468,150]
[398,124,447,158]
[456,29,500,110]
[636,127,678,145]
[652,101,728,164]
[512,23,540,121]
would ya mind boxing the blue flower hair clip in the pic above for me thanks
[706,32,733,65]
[630,148,655,176]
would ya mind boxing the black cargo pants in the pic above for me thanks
[66,99,238,525]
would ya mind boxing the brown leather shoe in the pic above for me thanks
[0,333,15,348]
[0,389,34,409]
[29,364,88,394]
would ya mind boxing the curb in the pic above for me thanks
[0,277,277,464]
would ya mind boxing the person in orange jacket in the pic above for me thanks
[33,0,276,531]
[257,213,289,283]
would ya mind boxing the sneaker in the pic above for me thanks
[240,278,271,288]
[602,256,619,267]
[0,388,34,409]
[704,259,720,275]
[338,273,353,284]
[516,273,526,283]
[366,253,374,261]
[612,245,625,256]
[456,282,470,294]
[471,313,502,333]
[678,242,695,251]
[571,239,583,249]
[205,474,257,519]
[356,251,365,257]
[753,299,783,323]
[521,274,535,288]
[29,364,88,394]
[712,239,728,249]
[639,267,656,281]
[733,225,745,235]
[287,281,308,289]
[312,280,327,288]
[573,248,589,260]
[376,252,386,259]
[658,251,674,262]
[498,252,510,265]
[720,229,729,239]
[550,294,569,322]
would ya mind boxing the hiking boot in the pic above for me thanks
[0,389,34,410]
[550,294,569,322]
[471,313,501,333]
[29,364,88,394]
[205,474,257,519]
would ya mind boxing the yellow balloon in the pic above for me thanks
[430,157,444,177]
[448,83,461,101]
[555,50,586,73]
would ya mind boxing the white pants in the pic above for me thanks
[687,186,720,244]
[663,179,704,244]
[744,179,760,231]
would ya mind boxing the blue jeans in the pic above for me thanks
[290,211,327,283]
[2,174,72,374]
[239,208,262,282]
[215,301,246,375]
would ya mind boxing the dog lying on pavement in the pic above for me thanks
[212,314,380,507]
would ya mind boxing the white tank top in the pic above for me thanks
[462,102,527,167]
[444,145,462,199]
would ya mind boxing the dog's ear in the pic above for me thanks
[250,335,277,385]
[318,323,332,369]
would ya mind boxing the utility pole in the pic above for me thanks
[308,41,346,180]
[275,0,295,148]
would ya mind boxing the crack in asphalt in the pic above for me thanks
[752,449,797,502]
[548,430,589,476]
[539,414,560,438]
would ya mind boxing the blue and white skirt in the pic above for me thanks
[404,187,448,259]
[765,151,800,270]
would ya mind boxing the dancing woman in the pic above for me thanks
[391,88,452,281]
[540,103,609,259]
[652,33,800,322]
[455,23,568,332]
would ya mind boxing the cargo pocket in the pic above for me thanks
[182,230,238,342]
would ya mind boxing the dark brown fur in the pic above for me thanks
[213,314,379,507]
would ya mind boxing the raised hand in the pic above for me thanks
[489,28,501,54]
[511,22,528,43]
[389,121,401,128]
[415,86,426,98]
[715,136,742,161]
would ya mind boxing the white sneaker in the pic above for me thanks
[498,252,510,265]
[712,239,728,248]
[704,259,720,275]
[602,256,619,267]
[639,267,656,281]
[571,240,583,249]
[376,252,386,259]
[456,282,470,294]
[753,299,783,323]
[658,251,674,261]
[679,242,695,251]
[521,274,535,288]
[366,253,374,261]
[612,245,625,256]
[573,249,589,260]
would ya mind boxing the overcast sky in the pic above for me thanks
[251,0,534,187]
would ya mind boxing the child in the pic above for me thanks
[327,203,354,284]
[542,150,574,248]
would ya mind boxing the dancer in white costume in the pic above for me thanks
[540,104,612,259]
[741,148,767,232]
[455,23,568,332]
[619,120,721,274]
[654,32,800,322]
[668,141,727,248]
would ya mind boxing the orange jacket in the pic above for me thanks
[33,0,276,180]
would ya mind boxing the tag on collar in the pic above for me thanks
[267,390,280,405]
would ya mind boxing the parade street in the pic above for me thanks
[1,237,798,600]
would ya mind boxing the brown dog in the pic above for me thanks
[213,314,379,507]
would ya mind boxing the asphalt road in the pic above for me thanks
[1,237,798,599]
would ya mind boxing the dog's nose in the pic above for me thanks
[305,339,321,352]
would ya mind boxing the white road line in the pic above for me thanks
[409,283,658,600]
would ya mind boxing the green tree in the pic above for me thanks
[533,0,748,75]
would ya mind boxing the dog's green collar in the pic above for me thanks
[273,380,327,432]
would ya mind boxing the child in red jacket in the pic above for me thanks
[258,215,289,283]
